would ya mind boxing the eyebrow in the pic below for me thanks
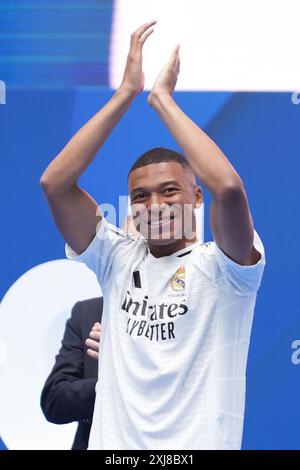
[130,180,181,196]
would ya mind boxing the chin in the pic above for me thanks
[148,236,176,246]
[147,228,181,246]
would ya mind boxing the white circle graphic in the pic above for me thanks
[0,259,102,450]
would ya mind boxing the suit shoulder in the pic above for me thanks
[76,297,103,324]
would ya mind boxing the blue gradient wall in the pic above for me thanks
[0,0,113,87]
[1,89,300,449]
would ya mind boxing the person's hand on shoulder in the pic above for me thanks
[86,322,101,360]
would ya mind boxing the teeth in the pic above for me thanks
[151,219,169,225]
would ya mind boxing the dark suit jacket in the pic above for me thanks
[40,297,103,450]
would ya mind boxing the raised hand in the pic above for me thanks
[148,44,180,106]
[119,20,157,96]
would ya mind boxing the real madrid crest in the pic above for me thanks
[171,266,185,291]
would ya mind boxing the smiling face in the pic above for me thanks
[128,161,202,257]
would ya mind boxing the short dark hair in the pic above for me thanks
[127,147,193,179]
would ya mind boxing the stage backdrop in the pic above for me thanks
[1,0,300,450]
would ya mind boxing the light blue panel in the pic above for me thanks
[0,0,114,87]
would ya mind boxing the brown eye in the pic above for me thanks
[164,187,177,193]
[134,193,146,201]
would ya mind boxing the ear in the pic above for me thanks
[194,185,203,208]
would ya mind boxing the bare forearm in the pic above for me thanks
[150,92,243,197]
[40,87,136,194]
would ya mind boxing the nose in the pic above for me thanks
[148,192,162,207]
[147,195,170,220]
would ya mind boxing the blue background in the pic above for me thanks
[1,0,300,450]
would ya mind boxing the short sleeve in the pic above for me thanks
[65,218,137,286]
[212,229,266,296]
[197,229,266,296]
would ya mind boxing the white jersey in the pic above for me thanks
[66,220,265,450]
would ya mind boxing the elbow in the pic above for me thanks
[214,179,246,204]
[39,175,53,195]
[39,171,59,196]
[40,388,70,425]
[42,410,66,426]
[41,400,65,425]
[39,174,74,197]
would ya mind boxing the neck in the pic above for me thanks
[148,236,198,258]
